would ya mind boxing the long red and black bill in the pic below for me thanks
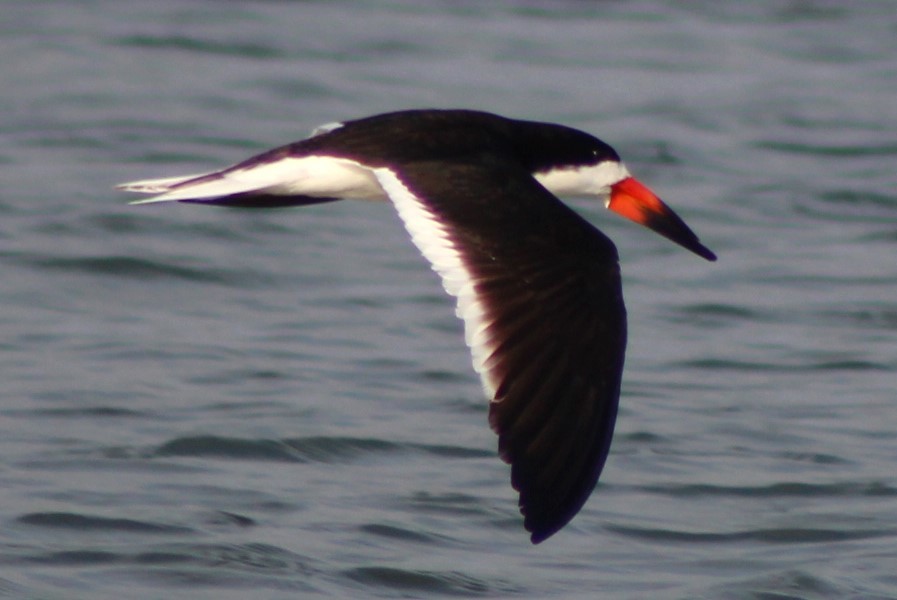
[608,177,717,262]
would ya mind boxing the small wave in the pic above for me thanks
[18,405,146,419]
[680,357,891,372]
[754,140,897,158]
[152,434,487,464]
[665,303,766,329]
[17,512,192,535]
[10,542,316,577]
[154,435,310,462]
[606,523,892,544]
[114,35,283,60]
[342,566,517,597]
[11,254,237,284]
[358,523,441,544]
[707,568,843,600]
[636,480,897,499]
[403,491,491,518]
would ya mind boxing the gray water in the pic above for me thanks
[2,1,896,598]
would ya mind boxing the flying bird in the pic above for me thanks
[118,109,716,543]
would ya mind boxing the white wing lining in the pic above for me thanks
[375,168,500,400]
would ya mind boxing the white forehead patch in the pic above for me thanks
[533,160,630,198]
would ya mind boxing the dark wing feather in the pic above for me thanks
[180,194,341,208]
[378,156,627,543]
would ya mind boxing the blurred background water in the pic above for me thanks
[2,1,896,598]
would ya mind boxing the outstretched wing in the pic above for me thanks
[375,156,627,543]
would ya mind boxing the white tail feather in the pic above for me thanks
[115,173,211,195]
[118,155,386,205]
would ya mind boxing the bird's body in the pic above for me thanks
[119,109,715,543]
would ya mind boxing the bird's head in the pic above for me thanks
[534,149,716,262]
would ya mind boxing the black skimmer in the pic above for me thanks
[119,109,715,543]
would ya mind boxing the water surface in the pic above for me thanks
[2,1,896,598]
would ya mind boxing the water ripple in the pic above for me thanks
[637,480,897,499]
[754,140,897,158]
[606,523,893,544]
[4,542,318,581]
[680,358,891,372]
[342,566,516,597]
[4,1,897,597]
[152,435,488,464]
[154,436,311,462]
[706,569,843,600]
[6,253,246,284]
[114,35,284,60]
[17,512,192,535]
[357,523,443,544]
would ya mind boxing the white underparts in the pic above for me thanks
[119,156,386,204]
[374,168,500,400]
